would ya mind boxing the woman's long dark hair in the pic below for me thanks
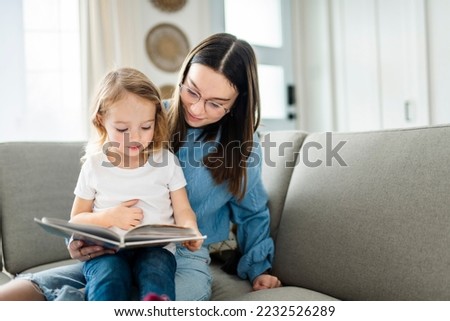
[168,33,261,201]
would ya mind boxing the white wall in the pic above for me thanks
[134,0,212,90]
[292,0,334,133]
[427,0,450,124]
[0,0,26,140]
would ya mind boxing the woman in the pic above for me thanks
[0,33,281,301]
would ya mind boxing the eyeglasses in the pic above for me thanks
[179,84,230,116]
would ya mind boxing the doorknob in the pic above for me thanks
[404,100,411,122]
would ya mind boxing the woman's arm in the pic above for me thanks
[230,140,282,290]
[231,180,282,290]
[230,180,275,277]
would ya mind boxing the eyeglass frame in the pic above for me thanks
[178,83,231,115]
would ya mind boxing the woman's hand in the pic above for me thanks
[252,273,282,291]
[68,239,115,262]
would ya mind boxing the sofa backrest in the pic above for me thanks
[260,131,308,240]
[0,142,84,274]
[272,124,450,300]
[0,217,3,273]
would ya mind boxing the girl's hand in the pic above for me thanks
[106,199,143,230]
[182,237,204,252]
[181,226,204,251]
[252,273,282,291]
[68,239,115,262]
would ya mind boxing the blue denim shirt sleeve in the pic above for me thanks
[230,136,275,283]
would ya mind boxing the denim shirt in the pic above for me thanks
[176,127,274,282]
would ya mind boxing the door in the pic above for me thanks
[331,0,429,131]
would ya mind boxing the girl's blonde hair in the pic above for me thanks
[83,67,168,161]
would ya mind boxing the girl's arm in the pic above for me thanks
[70,197,143,230]
[170,187,203,251]
[67,197,118,260]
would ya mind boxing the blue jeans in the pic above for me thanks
[83,247,176,301]
[174,246,212,301]
[22,245,212,301]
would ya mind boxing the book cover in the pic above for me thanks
[34,217,206,250]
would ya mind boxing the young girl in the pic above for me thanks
[71,67,203,300]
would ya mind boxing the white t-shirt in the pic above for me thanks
[74,149,187,245]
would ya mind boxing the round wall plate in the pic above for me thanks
[145,23,190,73]
[160,84,175,100]
[150,0,187,12]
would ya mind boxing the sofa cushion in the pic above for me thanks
[0,142,84,275]
[273,125,450,300]
[0,272,11,286]
[210,262,253,300]
[20,259,78,274]
[236,286,338,301]
[0,218,3,272]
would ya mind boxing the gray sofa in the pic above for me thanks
[1,125,450,300]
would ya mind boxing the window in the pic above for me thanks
[224,0,282,48]
[0,0,84,142]
[213,0,296,131]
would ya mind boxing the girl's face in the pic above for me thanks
[100,92,156,167]
[181,63,238,128]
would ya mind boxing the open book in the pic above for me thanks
[35,217,206,250]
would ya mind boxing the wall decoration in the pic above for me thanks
[145,23,190,73]
[150,0,187,13]
[160,84,175,100]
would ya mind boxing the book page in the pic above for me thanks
[124,224,197,241]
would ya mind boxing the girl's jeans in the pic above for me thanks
[20,245,212,301]
[82,247,176,301]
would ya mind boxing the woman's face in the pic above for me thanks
[180,63,238,128]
